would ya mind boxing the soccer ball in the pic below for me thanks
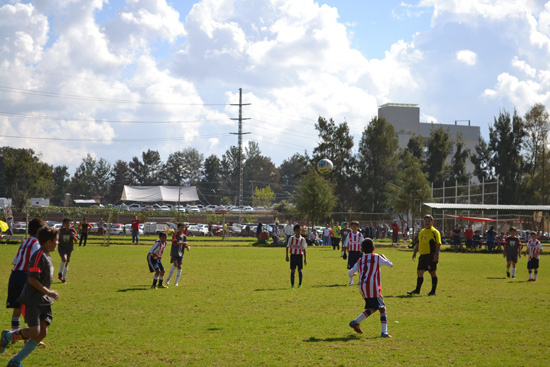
[317,158,334,175]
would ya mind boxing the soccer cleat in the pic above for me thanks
[291,285,295,289]
[506,271,510,278]
[381,332,393,338]
[298,284,302,288]
[407,290,420,295]
[7,360,23,367]
[58,273,63,281]
[174,283,179,286]
[349,320,363,334]
[533,279,537,282]
[151,285,156,289]
[158,284,168,289]
[348,280,353,286]
[61,277,67,284]
[512,276,515,279]
[1,329,11,354]
[165,281,170,285]
[427,291,436,296]
[527,278,533,282]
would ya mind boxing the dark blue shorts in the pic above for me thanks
[528,258,539,270]
[364,296,386,310]
[347,251,362,270]
[147,254,164,273]
[6,270,27,309]
[290,254,303,270]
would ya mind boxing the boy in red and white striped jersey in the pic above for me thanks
[343,221,364,285]
[286,224,307,289]
[5,218,46,332]
[348,238,393,338]
[527,232,543,281]
[147,232,168,289]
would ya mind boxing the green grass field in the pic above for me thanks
[1,239,549,366]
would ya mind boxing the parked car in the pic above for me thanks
[128,204,143,211]
[109,223,125,235]
[88,223,99,234]
[205,205,217,213]
[215,206,229,214]
[123,224,144,236]
[118,204,130,211]
[13,222,27,233]
[187,205,200,213]
[187,224,208,236]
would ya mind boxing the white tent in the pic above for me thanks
[120,186,199,203]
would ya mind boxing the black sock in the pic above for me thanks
[298,270,303,285]
[431,277,438,292]
[416,277,423,292]
[152,279,158,287]
[290,272,295,286]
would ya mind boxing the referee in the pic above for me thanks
[407,215,441,296]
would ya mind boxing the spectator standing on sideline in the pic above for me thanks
[332,222,341,250]
[407,215,441,296]
[284,220,294,244]
[465,225,474,252]
[340,222,351,258]
[322,224,331,247]
[391,220,399,246]
[452,225,462,253]
[486,226,496,253]
[131,216,140,245]
[402,221,409,243]
[78,217,92,247]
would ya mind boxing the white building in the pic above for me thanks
[378,103,480,176]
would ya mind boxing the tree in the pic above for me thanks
[312,117,356,211]
[425,126,452,187]
[69,154,112,203]
[199,154,223,204]
[356,117,399,212]
[446,133,470,185]
[51,165,70,206]
[165,148,204,186]
[243,142,281,200]
[220,146,240,203]
[278,152,308,202]
[389,152,431,237]
[470,137,494,183]
[108,160,132,203]
[406,133,424,160]
[294,170,336,226]
[524,103,549,179]
[129,149,164,185]
[251,185,275,207]
[0,147,54,209]
[488,109,526,204]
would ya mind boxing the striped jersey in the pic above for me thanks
[148,240,167,259]
[527,239,543,260]
[12,237,41,272]
[287,235,307,255]
[349,253,393,298]
[344,232,364,252]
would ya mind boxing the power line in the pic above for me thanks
[0,133,229,143]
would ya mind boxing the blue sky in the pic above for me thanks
[1,0,550,172]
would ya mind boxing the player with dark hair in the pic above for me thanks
[58,218,77,284]
[348,238,393,338]
[407,215,441,296]
[343,221,364,285]
[148,232,168,289]
[504,227,522,279]
[286,224,307,289]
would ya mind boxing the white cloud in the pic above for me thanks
[456,50,477,66]
[511,56,536,77]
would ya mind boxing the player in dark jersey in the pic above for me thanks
[503,227,522,279]
[165,223,190,287]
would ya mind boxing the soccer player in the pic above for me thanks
[147,232,168,289]
[286,224,307,289]
[526,231,542,282]
[340,222,351,258]
[348,238,393,338]
[407,215,441,296]
[343,221,364,285]
[1,226,60,366]
[58,218,77,284]
[503,227,522,279]
[5,218,46,334]
[166,224,190,286]
[78,217,92,247]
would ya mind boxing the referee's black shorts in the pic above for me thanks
[417,254,437,272]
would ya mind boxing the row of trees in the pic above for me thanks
[1,104,548,222]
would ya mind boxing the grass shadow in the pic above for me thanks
[486,277,506,280]
[311,284,348,289]
[304,335,361,343]
[253,288,289,292]
[117,286,151,292]
[207,328,222,331]
[384,294,419,299]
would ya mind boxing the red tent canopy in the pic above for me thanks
[447,215,498,223]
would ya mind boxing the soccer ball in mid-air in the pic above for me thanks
[317,158,334,175]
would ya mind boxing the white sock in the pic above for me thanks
[166,265,176,282]
[349,275,354,284]
[62,264,69,278]
[506,266,510,273]
[380,312,388,333]
[59,261,65,274]
[340,250,344,257]
[175,270,182,284]
[354,313,367,323]
[512,268,516,277]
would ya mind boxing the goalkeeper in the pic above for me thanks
[407,215,441,296]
